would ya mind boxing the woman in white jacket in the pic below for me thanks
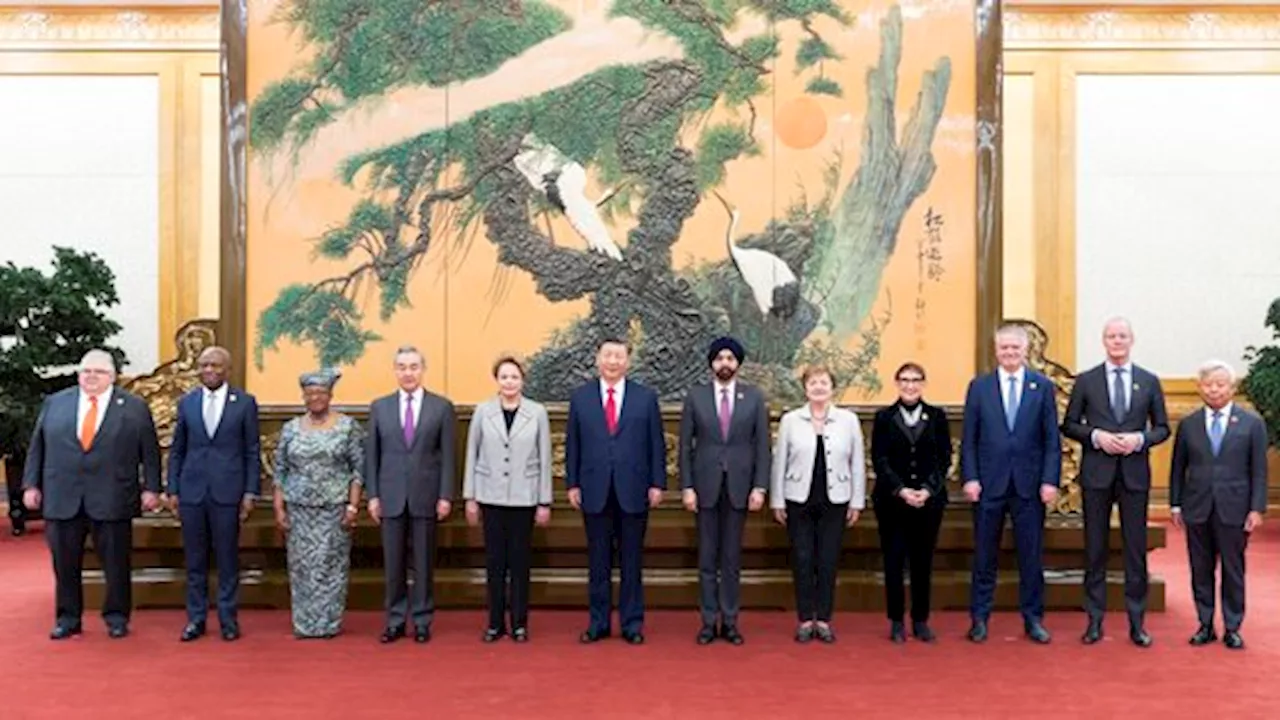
[771,364,866,643]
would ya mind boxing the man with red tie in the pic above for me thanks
[565,338,666,644]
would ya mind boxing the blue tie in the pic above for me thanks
[1111,368,1127,424]
[1005,375,1020,431]
[1209,411,1224,456]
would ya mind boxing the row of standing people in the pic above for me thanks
[19,319,1267,649]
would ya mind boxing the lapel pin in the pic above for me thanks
[921,413,929,421]
[230,394,237,402]
[1231,415,1239,424]
[116,398,124,406]
[1133,383,1140,391]
[1029,382,1037,390]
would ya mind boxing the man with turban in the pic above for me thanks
[678,336,772,645]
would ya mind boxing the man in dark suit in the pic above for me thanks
[678,337,770,645]
[566,337,666,644]
[962,324,1061,644]
[1062,318,1169,647]
[1170,359,1267,650]
[366,345,456,644]
[22,349,161,640]
[165,346,261,642]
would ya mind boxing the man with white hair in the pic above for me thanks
[1169,359,1268,650]
[22,349,162,640]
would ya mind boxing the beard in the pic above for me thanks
[714,366,736,382]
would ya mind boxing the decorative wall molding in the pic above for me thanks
[1005,8,1280,48]
[0,8,218,50]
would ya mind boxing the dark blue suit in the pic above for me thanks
[167,386,261,626]
[565,378,666,634]
[961,369,1061,622]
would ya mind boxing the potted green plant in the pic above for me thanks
[0,247,125,535]
[1242,298,1280,449]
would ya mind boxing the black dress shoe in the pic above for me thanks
[482,627,506,643]
[967,620,988,643]
[181,622,206,642]
[912,621,936,643]
[622,631,645,645]
[814,624,836,644]
[1081,619,1103,645]
[107,624,129,639]
[221,624,240,642]
[579,628,610,644]
[795,624,814,644]
[1025,622,1051,645]
[889,621,907,644]
[1129,627,1153,648]
[1223,631,1245,650]
[380,626,406,644]
[414,626,431,643]
[1189,625,1217,646]
[721,625,744,646]
[49,624,82,641]
[511,627,529,643]
[696,625,717,645]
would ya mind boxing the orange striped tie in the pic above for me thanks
[80,395,99,451]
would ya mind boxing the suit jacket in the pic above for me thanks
[677,381,770,510]
[166,386,261,505]
[1061,363,1170,491]
[960,369,1062,500]
[1169,405,1268,526]
[870,401,951,508]
[462,396,553,507]
[22,386,161,521]
[564,378,666,515]
[365,389,457,519]
[770,405,867,510]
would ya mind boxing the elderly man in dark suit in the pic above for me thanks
[366,345,457,644]
[1062,318,1169,647]
[678,337,770,645]
[22,349,162,640]
[165,346,261,642]
[1170,359,1268,650]
[961,324,1062,644]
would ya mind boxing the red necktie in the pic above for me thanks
[605,387,618,435]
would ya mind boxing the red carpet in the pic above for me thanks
[3,521,1279,718]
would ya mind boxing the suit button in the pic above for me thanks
[909,461,917,467]
[911,474,918,480]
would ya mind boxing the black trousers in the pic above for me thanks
[381,514,436,629]
[46,510,132,628]
[786,498,847,622]
[877,501,943,623]
[481,504,535,630]
[696,483,747,628]
[1082,471,1149,623]
[180,500,242,626]
[1186,513,1248,632]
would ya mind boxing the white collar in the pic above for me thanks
[998,366,1026,383]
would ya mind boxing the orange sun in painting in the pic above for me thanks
[773,95,828,150]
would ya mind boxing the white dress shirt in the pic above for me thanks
[713,379,736,418]
[599,377,626,422]
[998,366,1026,410]
[1105,361,1134,410]
[77,386,113,436]
[400,387,424,430]
[1205,402,1234,429]
[203,383,228,437]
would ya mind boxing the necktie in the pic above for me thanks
[403,394,416,446]
[1111,368,1128,424]
[605,387,618,435]
[80,395,98,451]
[1209,410,1224,456]
[203,391,219,438]
[1005,375,1020,431]
[719,388,731,440]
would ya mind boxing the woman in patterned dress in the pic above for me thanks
[273,370,364,638]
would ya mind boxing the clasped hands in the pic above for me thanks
[898,487,931,508]
[1094,430,1144,456]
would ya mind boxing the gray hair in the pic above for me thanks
[1197,359,1236,384]
[394,344,425,365]
[78,349,117,375]
[994,323,1030,347]
[1102,316,1133,335]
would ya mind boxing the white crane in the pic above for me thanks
[712,191,800,319]
[512,133,623,261]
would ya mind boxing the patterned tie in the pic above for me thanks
[605,387,618,435]
[1209,410,1224,456]
[719,388,731,440]
[403,394,416,447]
[1005,375,1020,432]
[203,390,219,438]
[1111,368,1128,424]
[80,395,98,451]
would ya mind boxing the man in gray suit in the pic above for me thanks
[366,345,457,644]
[678,336,770,645]
[1061,317,1169,646]
[22,349,162,640]
[1170,359,1267,650]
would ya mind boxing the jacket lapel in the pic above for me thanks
[87,389,124,453]
[890,402,914,444]
[613,380,633,434]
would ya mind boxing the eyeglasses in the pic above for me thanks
[896,377,924,384]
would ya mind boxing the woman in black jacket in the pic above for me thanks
[871,362,952,643]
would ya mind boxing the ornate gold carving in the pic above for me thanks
[123,319,217,479]
[1009,319,1082,516]
[0,8,219,50]
[1005,9,1280,49]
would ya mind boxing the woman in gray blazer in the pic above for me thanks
[463,355,552,643]
[771,364,866,643]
